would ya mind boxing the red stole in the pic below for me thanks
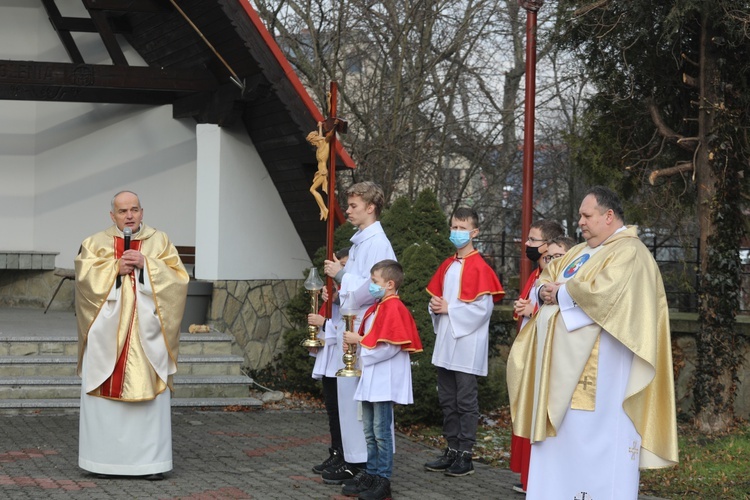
[426,250,505,303]
[100,235,142,399]
[359,295,423,352]
[513,267,541,323]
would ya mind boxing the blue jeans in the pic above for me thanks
[361,401,394,478]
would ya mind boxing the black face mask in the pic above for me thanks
[525,245,543,262]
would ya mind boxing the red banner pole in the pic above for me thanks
[520,4,540,288]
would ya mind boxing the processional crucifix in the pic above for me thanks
[301,83,348,350]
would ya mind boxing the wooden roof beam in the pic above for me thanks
[87,9,129,66]
[41,0,84,64]
[82,0,170,13]
[0,60,217,92]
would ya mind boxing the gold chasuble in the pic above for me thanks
[507,226,678,469]
[75,224,189,402]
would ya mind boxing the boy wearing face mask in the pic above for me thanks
[509,219,565,494]
[424,207,505,477]
[342,260,422,500]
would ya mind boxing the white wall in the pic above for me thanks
[33,103,197,268]
[0,2,41,251]
[196,124,311,280]
[0,1,311,279]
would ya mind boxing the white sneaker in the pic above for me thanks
[512,483,526,494]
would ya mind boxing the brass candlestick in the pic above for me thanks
[300,267,325,348]
[336,293,361,377]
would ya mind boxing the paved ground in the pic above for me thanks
[0,308,667,499]
[0,407,524,499]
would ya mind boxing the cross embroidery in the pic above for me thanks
[574,492,591,500]
[629,441,640,460]
[578,375,594,391]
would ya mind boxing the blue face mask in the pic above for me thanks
[449,230,472,249]
[368,282,386,300]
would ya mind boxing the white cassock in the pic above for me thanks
[336,221,395,463]
[526,244,641,500]
[355,322,413,405]
[311,302,343,380]
[79,276,172,476]
[430,262,494,376]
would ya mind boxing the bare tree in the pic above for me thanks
[253,1,573,252]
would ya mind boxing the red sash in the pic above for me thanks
[100,236,142,399]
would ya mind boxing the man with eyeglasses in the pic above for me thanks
[509,219,563,494]
[507,186,678,499]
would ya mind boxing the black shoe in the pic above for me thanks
[322,462,359,485]
[424,447,458,472]
[358,476,391,500]
[313,447,344,474]
[142,473,165,481]
[342,470,374,497]
[444,451,474,477]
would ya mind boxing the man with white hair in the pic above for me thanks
[75,190,188,480]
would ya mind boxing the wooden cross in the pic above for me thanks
[323,82,347,318]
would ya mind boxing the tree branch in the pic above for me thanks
[574,0,609,18]
[648,102,699,151]
[649,161,694,185]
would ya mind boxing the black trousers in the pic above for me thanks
[322,376,343,452]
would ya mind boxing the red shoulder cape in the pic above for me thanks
[426,250,505,303]
[359,295,423,352]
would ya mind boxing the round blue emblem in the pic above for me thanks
[563,253,590,279]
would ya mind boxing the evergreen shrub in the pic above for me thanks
[254,190,510,424]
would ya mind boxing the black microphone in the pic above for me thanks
[123,226,132,251]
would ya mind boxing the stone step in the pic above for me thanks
[0,375,252,400]
[0,397,263,414]
[0,332,236,357]
[0,355,245,377]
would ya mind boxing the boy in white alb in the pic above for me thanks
[322,182,396,485]
[307,248,349,474]
[341,260,422,500]
[425,207,505,477]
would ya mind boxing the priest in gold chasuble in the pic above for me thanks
[75,191,189,477]
[507,187,678,500]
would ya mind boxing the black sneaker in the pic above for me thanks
[312,447,344,474]
[341,470,374,497]
[358,476,391,500]
[424,447,458,472]
[322,462,359,485]
[444,450,474,477]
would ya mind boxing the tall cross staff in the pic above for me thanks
[323,82,347,318]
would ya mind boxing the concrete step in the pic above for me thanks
[0,375,253,400]
[0,396,263,414]
[0,355,245,377]
[0,333,236,357]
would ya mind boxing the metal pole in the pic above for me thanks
[519,0,543,287]
[325,82,338,318]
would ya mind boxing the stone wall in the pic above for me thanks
[0,269,73,310]
[491,309,750,419]
[207,279,303,371]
